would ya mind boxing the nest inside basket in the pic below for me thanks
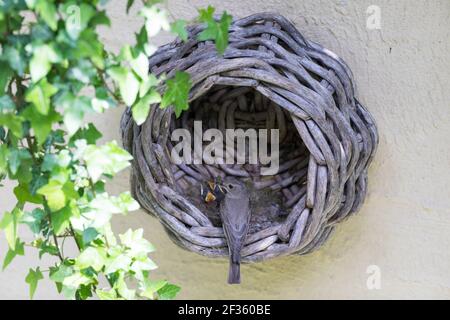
[120,13,379,263]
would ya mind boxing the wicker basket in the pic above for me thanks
[120,13,378,262]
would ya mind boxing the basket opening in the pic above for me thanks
[167,85,310,233]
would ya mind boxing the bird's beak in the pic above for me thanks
[220,185,230,194]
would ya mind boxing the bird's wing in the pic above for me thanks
[220,196,251,251]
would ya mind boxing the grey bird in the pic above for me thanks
[219,177,251,284]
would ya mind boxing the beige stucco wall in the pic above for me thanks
[1,0,449,299]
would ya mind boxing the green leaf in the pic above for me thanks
[76,284,94,300]
[14,183,43,204]
[8,149,31,175]
[108,67,139,106]
[0,144,9,175]
[96,288,117,300]
[50,202,76,235]
[198,8,232,54]
[82,227,99,245]
[2,46,26,76]
[2,240,24,270]
[119,228,155,257]
[126,0,135,13]
[0,113,23,138]
[36,240,60,258]
[21,208,46,235]
[161,71,191,118]
[29,44,61,82]
[50,264,73,283]
[130,52,149,80]
[0,209,23,250]
[135,26,154,56]
[35,0,58,31]
[131,89,161,125]
[59,95,91,136]
[76,247,106,271]
[25,78,58,115]
[37,180,65,211]
[25,267,44,299]
[61,285,77,300]
[74,29,105,69]
[104,254,132,274]
[115,272,135,300]
[82,141,132,182]
[0,95,14,112]
[171,20,188,42]
[62,271,92,289]
[37,180,78,212]
[140,6,170,37]
[22,106,61,145]
[0,62,13,93]
[70,123,102,145]
[140,279,167,299]
[198,5,215,22]
[157,283,180,300]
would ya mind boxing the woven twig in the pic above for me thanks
[120,13,378,263]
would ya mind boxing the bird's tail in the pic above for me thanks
[228,261,241,284]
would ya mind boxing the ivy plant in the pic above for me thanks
[0,0,230,300]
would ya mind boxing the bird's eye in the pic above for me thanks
[228,184,234,189]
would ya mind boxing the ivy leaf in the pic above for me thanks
[2,239,25,270]
[0,95,14,112]
[131,89,161,125]
[70,123,102,146]
[37,180,79,213]
[115,273,136,300]
[171,20,188,42]
[0,62,13,92]
[82,141,133,182]
[25,78,58,115]
[50,264,73,284]
[37,180,66,211]
[108,66,140,106]
[14,183,43,204]
[0,209,23,251]
[82,227,99,245]
[25,267,44,299]
[96,288,117,300]
[140,6,170,37]
[2,46,26,76]
[0,113,23,138]
[74,29,105,69]
[157,283,180,300]
[198,5,215,22]
[0,144,9,175]
[30,44,61,82]
[126,0,135,13]
[130,52,149,81]
[119,228,155,257]
[104,254,132,274]
[50,203,75,235]
[161,71,191,118]
[36,240,60,258]
[76,247,106,271]
[22,106,61,145]
[21,208,46,235]
[35,0,58,31]
[140,279,167,299]
[60,95,92,136]
[198,7,232,54]
[8,149,31,176]
[135,26,156,56]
